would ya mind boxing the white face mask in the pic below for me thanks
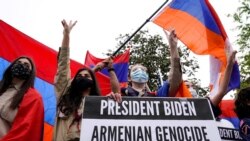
[130,68,149,83]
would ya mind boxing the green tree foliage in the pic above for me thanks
[107,30,208,96]
[230,0,250,88]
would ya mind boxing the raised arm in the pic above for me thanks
[106,57,120,94]
[92,57,120,93]
[209,50,237,107]
[164,29,182,97]
[94,57,122,102]
[54,20,77,100]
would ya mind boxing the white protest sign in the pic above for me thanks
[80,97,221,141]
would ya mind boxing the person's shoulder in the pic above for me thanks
[156,81,170,97]
[19,88,44,109]
[25,88,43,101]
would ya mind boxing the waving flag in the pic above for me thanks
[85,49,130,87]
[153,0,240,95]
[0,20,111,141]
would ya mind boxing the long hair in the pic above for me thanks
[0,56,36,109]
[235,87,250,119]
[58,67,100,116]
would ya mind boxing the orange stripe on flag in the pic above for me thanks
[43,123,53,141]
[153,8,227,67]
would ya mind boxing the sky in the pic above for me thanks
[0,0,241,87]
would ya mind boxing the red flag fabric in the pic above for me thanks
[85,49,130,87]
[0,88,44,141]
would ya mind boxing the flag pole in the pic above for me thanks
[112,0,169,56]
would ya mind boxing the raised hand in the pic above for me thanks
[103,57,114,69]
[61,19,77,35]
[164,28,178,48]
[93,57,114,72]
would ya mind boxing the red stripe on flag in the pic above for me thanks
[0,20,111,95]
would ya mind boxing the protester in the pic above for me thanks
[184,80,198,97]
[120,29,182,97]
[117,28,237,122]
[235,87,250,140]
[53,20,121,141]
[0,56,44,141]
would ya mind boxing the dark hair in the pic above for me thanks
[235,87,250,119]
[0,56,36,109]
[58,67,100,116]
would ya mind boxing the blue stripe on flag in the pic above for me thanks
[169,0,221,35]
[101,63,129,83]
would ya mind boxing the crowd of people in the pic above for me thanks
[0,20,249,141]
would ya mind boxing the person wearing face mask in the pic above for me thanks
[53,20,121,141]
[0,56,44,141]
[235,87,250,140]
[121,29,182,97]
[184,80,198,98]
[121,64,153,97]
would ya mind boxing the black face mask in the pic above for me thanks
[11,63,32,80]
[71,76,94,93]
